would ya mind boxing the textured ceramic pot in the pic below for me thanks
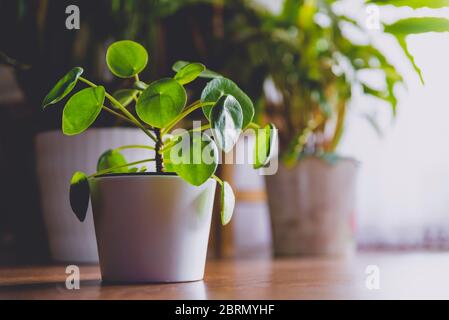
[265,157,358,257]
[89,174,216,283]
[35,128,152,263]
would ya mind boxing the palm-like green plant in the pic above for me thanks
[248,0,449,164]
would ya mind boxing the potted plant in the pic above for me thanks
[1,0,213,263]
[250,0,449,256]
[42,40,275,282]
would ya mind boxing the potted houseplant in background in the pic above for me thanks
[43,40,275,282]
[253,0,449,256]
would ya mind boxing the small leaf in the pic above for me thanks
[163,133,218,186]
[134,80,148,91]
[62,86,105,135]
[106,40,148,78]
[42,67,83,109]
[136,78,187,128]
[201,77,254,128]
[172,60,221,79]
[69,171,90,222]
[97,149,129,173]
[254,123,278,169]
[174,62,206,85]
[220,181,235,226]
[210,94,243,152]
[112,89,138,108]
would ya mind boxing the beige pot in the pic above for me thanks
[265,157,358,257]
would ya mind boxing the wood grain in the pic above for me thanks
[1,252,449,299]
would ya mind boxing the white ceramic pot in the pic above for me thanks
[35,128,153,263]
[89,174,216,283]
[265,157,358,257]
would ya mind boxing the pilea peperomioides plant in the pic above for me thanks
[42,40,276,226]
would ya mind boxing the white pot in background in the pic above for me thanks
[89,175,216,283]
[265,157,358,257]
[35,128,153,263]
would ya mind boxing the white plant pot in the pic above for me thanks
[89,174,216,283]
[35,128,153,263]
[265,157,358,257]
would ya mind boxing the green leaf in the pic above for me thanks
[42,67,83,109]
[106,40,148,78]
[220,181,235,226]
[172,60,222,79]
[69,171,90,222]
[163,133,218,186]
[367,0,449,9]
[254,123,277,169]
[112,89,138,108]
[384,18,449,84]
[201,77,254,128]
[97,149,129,173]
[385,17,449,35]
[210,94,243,152]
[174,62,206,85]
[136,78,187,128]
[133,81,148,91]
[62,86,105,135]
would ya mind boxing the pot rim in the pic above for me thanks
[297,154,360,165]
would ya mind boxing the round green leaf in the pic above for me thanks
[172,60,221,79]
[210,94,243,152]
[97,149,129,173]
[62,86,105,136]
[42,67,83,109]
[136,78,187,128]
[69,171,90,222]
[201,77,254,128]
[254,123,278,169]
[220,181,235,226]
[106,40,148,78]
[112,89,138,108]
[163,133,218,186]
[174,62,205,85]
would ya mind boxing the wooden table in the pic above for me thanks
[1,252,449,299]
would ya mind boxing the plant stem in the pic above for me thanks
[115,145,155,151]
[212,174,223,186]
[161,101,215,135]
[102,106,136,126]
[154,128,163,173]
[89,158,155,178]
[248,122,261,130]
[79,76,157,143]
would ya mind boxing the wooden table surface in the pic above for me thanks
[1,252,449,300]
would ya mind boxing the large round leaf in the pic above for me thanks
[62,86,105,135]
[220,181,235,226]
[42,67,83,109]
[210,94,243,152]
[69,171,90,222]
[254,123,278,169]
[106,40,148,78]
[97,149,129,173]
[163,133,218,186]
[201,77,254,128]
[174,62,205,85]
[136,78,187,128]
